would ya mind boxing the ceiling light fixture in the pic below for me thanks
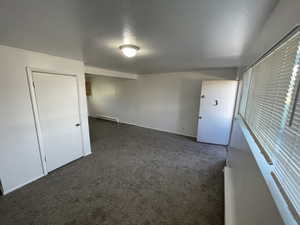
[119,44,140,58]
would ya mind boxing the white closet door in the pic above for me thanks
[33,72,83,172]
[197,80,238,145]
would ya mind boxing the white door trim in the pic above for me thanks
[26,67,85,175]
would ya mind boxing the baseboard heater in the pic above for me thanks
[94,114,120,124]
[224,166,234,225]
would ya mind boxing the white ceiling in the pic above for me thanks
[0,0,278,74]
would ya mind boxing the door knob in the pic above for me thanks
[75,123,81,127]
[199,116,202,119]
[214,100,219,106]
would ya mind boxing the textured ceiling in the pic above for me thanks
[0,0,278,74]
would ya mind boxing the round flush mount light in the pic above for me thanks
[119,44,140,58]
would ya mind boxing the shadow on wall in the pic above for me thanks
[176,78,202,135]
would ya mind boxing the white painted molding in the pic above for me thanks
[26,67,49,176]
[26,67,87,175]
[85,66,139,79]
[3,174,44,195]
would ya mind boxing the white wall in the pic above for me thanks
[226,3,300,223]
[242,0,300,66]
[87,69,237,137]
[227,121,284,225]
[0,45,91,194]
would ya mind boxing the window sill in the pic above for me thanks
[237,116,298,225]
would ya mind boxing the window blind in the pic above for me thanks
[240,31,300,221]
[239,68,251,118]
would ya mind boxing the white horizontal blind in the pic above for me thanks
[274,33,300,219]
[240,31,300,220]
[239,69,252,117]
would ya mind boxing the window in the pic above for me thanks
[239,68,252,118]
[239,31,300,221]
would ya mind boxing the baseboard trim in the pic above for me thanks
[93,114,120,123]
[84,151,92,157]
[120,120,196,139]
[2,174,45,195]
[89,115,196,138]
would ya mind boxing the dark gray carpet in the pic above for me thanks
[0,118,226,225]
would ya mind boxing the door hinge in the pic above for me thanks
[44,156,47,162]
[32,81,35,88]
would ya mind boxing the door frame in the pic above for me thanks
[26,67,85,175]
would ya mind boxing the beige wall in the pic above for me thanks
[0,45,91,194]
[87,69,237,137]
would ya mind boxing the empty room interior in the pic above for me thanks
[1,1,300,225]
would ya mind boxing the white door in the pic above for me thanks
[33,72,83,172]
[197,80,238,145]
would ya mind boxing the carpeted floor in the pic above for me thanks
[0,118,226,225]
